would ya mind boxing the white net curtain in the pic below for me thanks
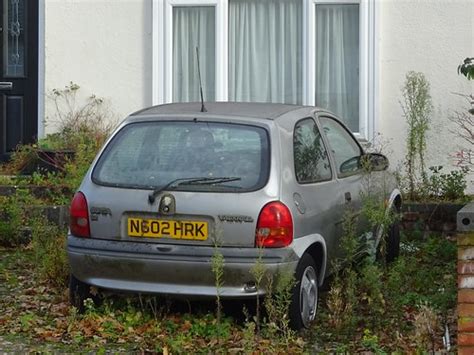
[315,4,359,131]
[171,0,360,131]
[173,6,216,102]
[228,0,303,104]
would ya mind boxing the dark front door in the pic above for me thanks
[0,0,38,161]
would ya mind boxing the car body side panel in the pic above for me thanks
[290,234,327,285]
[334,173,366,243]
[388,188,402,210]
[276,112,341,273]
[316,113,369,258]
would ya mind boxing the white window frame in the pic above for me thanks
[153,0,227,104]
[152,0,377,140]
[306,0,377,139]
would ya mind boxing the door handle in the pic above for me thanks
[345,192,352,203]
[0,82,13,90]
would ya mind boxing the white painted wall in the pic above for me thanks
[44,0,152,133]
[377,0,474,190]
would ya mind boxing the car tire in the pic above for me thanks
[386,218,400,263]
[289,253,319,331]
[376,209,401,264]
[69,274,97,312]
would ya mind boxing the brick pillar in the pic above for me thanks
[458,202,474,355]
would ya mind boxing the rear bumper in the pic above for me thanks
[67,236,299,298]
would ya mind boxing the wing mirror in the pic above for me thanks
[360,152,389,172]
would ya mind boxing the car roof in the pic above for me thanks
[131,102,324,121]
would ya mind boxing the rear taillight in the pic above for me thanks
[70,192,90,238]
[256,201,293,248]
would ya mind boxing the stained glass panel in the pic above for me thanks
[3,0,25,77]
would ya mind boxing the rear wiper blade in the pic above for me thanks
[148,177,213,204]
[148,177,242,204]
[178,177,241,186]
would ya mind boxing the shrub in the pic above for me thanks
[449,93,473,171]
[48,82,116,151]
[427,166,469,202]
[30,217,69,288]
[358,263,385,321]
[210,235,224,346]
[412,302,440,351]
[0,195,23,247]
[263,267,295,342]
[44,84,116,191]
[401,71,433,201]
[1,83,117,198]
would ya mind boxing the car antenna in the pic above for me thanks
[196,46,207,113]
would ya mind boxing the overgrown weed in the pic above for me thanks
[1,82,116,196]
[400,71,432,201]
[312,159,455,352]
[211,229,225,348]
[250,243,266,339]
[30,216,69,288]
[313,231,456,352]
[397,72,470,202]
[263,267,296,346]
[0,195,23,247]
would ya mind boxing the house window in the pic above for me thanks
[315,4,359,132]
[173,6,216,102]
[228,0,302,104]
[154,0,376,138]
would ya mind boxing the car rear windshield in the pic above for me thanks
[92,121,270,192]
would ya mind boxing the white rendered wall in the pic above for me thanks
[44,0,473,188]
[377,0,474,190]
[44,0,152,133]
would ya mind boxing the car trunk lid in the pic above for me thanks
[85,186,275,247]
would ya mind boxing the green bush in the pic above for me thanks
[30,217,69,288]
[427,166,469,202]
[400,71,433,201]
[1,82,116,195]
[0,195,23,247]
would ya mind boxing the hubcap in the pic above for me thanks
[299,266,318,327]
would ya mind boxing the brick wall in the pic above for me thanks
[458,203,474,355]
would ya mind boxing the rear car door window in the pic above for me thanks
[320,116,363,178]
[293,118,332,183]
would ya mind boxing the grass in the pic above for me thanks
[310,231,457,353]
[0,231,457,353]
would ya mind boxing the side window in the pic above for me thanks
[320,116,363,177]
[294,118,332,183]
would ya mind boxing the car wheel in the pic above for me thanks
[386,218,400,263]
[376,209,401,263]
[289,253,319,330]
[69,274,97,312]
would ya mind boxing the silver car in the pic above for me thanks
[67,102,401,330]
